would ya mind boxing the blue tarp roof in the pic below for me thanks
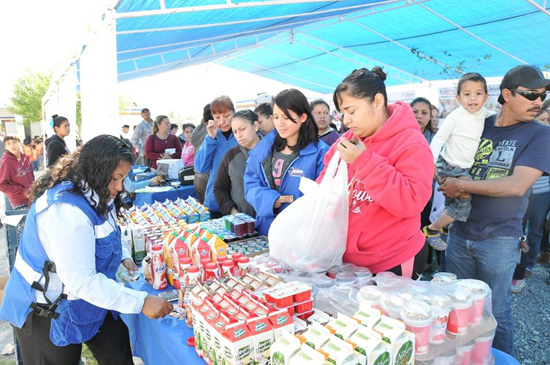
[113,0,550,93]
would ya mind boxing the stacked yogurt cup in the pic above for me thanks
[355,273,496,364]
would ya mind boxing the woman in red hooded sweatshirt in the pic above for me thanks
[317,67,433,279]
[0,136,35,210]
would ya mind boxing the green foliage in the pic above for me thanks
[9,70,52,127]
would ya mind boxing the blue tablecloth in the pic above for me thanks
[133,185,196,206]
[121,278,518,365]
[121,278,202,365]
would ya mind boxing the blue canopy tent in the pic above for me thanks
[113,0,550,93]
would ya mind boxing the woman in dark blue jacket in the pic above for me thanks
[244,89,329,235]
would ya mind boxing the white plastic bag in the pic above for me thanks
[268,151,349,273]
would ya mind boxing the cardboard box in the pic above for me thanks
[347,327,392,365]
[270,331,301,365]
[320,336,358,365]
[247,316,274,365]
[373,315,415,365]
[220,321,254,365]
[157,159,184,180]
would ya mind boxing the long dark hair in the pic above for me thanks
[28,135,134,216]
[273,89,318,153]
[410,97,433,132]
[333,67,388,111]
[51,114,69,136]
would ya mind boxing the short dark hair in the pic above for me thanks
[202,104,213,125]
[457,72,488,94]
[122,124,130,129]
[3,136,20,147]
[232,109,258,126]
[333,67,388,111]
[310,99,330,112]
[170,123,179,131]
[254,103,273,118]
[273,89,319,153]
[182,123,195,130]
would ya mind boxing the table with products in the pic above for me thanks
[133,185,196,206]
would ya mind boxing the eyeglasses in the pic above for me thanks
[511,89,548,102]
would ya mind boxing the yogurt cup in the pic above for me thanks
[427,292,452,344]
[431,272,457,285]
[380,291,407,319]
[433,350,456,365]
[357,286,384,312]
[471,331,495,365]
[456,341,475,365]
[335,271,356,285]
[400,301,434,356]
[446,286,473,336]
[458,279,490,325]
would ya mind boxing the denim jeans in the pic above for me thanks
[446,229,520,357]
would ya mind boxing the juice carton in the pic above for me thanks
[268,310,295,338]
[204,308,221,363]
[288,343,327,365]
[325,315,357,340]
[347,327,392,365]
[169,235,189,288]
[373,315,415,365]
[208,233,228,262]
[247,315,274,365]
[270,331,301,365]
[162,232,178,287]
[301,323,331,350]
[184,231,200,263]
[194,237,211,265]
[320,335,358,365]
[212,313,231,365]
[120,225,133,260]
[220,320,254,365]
[130,224,146,262]
[352,305,382,329]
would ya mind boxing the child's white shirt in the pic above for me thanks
[430,105,495,169]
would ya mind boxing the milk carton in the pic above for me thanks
[268,310,295,338]
[352,305,382,329]
[325,313,358,340]
[220,321,254,365]
[271,331,301,365]
[288,344,326,365]
[130,224,146,262]
[347,327,392,365]
[120,225,133,260]
[204,309,220,363]
[373,315,415,365]
[247,315,274,365]
[320,335,358,365]
[301,323,331,350]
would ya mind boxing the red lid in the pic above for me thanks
[187,265,200,273]
[232,253,243,260]
[179,257,192,265]
[217,255,228,262]
[186,337,195,347]
[200,258,211,266]
[222,259,234,267]
[238,256,250,264]
[205,262,218,271]
[151,244,163,251]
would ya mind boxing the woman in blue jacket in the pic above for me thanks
[244,89,329,235]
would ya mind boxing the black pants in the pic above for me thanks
[14,311,133,365]
[386,242,429,280]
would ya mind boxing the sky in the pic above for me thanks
[0,0,109,106]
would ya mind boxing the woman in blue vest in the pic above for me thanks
[0,135,173,364]
[244,89,329,235]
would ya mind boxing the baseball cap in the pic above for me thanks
[498,65,550,104]
[141,108,150,113]
[122,124,130,128]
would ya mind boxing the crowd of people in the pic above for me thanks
[0,64,547,362]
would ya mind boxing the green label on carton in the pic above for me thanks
[395,340,413,365]
[272,352,285,365]
[373,351,391,365]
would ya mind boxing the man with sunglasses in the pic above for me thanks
[439,65,550,357]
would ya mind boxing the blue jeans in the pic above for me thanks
[446,229,520,357]
[522,191,550,270]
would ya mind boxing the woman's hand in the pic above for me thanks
[160,153,172,159]
[142,295,174,319]
[273,195,293,209]
[230,207,240,215]
[336,137,366,164]
[121,258,138,274]
[206,119,219,139]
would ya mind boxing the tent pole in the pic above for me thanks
[524,0,550,16]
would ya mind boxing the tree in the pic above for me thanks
[9,70,52,127]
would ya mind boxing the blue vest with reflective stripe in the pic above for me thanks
[0,182,122,346]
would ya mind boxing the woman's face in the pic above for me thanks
[5,139,21,156]
[158,118,171,134]
[232,117,259,150]
[337,92,382,138]
[537,110,549,124]
[183,126,194,141]
[312,103,331,132]
[108,160,131,201]
[273,104,305,144]
[213,110,234,132]
[257,114,275,135]
[56,121,70,138]
[412,102,431,132]
[431,108,440,131]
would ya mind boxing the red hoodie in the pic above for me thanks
[317,102,433,274]
[0,151,34,207]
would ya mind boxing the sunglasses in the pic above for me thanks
[511,89,548,102]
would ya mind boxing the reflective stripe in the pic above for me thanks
[14,251,42,286]
[94,221,114,239]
